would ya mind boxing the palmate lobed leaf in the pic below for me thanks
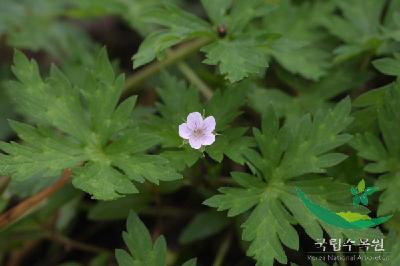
[200,0,231,25]
[320,0,387,62]
[352,82,400,215]
[116,211,197,266]
[0,49,182,200]
[265,98,353,180]
[264,0,334,80]
[131,3,214,68]
[201,39,269,83]
[132,1,276,83]
[205,99,382,265]
[0,121,86,181]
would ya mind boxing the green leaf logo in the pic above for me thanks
[351,179,378,206]
[357,179,366,193]
[296,187,392,229]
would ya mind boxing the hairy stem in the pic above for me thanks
[123,37,213,97]
[0,169,72,229]
[177,61,213,100]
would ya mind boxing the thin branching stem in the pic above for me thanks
[212,232,232,266]
[177,61,213,100]
[123,37,213,97]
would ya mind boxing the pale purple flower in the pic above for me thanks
[179,112,216,149]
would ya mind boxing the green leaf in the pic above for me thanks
[205,100,382,265]
[179,210,229,244]
[275,98,353,179]
[200,0,231,25]
[271,43,330,81]
[201,39,269,82]
[320,0,386,61]
[265,0,334,80]
[132,3,213,68]
[206,128,255,164]
[110,154,182,185]
[242,199,297,265]
[116,211,197,266]
[204,172,265,217]
[116,212,161,266]
[155,72,202,128]
[226,0,276,34]
[350,83,389,133]
[133,31,186,68]
[0,0,93,57]
[0,50,181,200]
[115,250,136,266]
[142,3,212,36]
[0,122,86,181]
[352,83,400,215]
[373,57,400,76]
[8,51,91,142]
[181,258,197,266]
[205,84,246,130]
[0,81,15,140]
[72,162,138,201]
[131,0,276,82]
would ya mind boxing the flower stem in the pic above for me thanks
[123,37,213,97]
[177,61,213,100]
[212,232,232,266]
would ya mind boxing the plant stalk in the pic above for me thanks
[177,61,213,100]
[212,232,232,266]
[0,169,72,229]
[123,37,213,97]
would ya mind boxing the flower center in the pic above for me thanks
[193,128,204,137]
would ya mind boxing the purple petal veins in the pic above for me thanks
[186,112,203,129]
[178,112,216,149]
